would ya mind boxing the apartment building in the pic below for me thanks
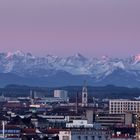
[109,100,140,114]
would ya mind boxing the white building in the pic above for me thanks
[54,90,69,102]
[35,97,64,104]
[59,129,109,140]
[82,84,88,107]
[66,120,93,128]
[109,99,140,114]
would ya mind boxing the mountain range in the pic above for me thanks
[0,50,140,87]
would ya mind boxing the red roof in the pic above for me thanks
[47,128,60,134]
[22,128,36,134]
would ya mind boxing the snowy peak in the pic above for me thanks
[13,50,25,56]
[46,54,60,61]
[133,54,140,64]
[66,53,88,65]
[6,52,14,59]
[1,51,140,80]
[134,54,140,61]
[101,55,109,61]
[113,61,125,70]
[6,50,25,58]
[74,53,87,60]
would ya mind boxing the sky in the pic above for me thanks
[0,0,140,58]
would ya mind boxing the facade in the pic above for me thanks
[38,115,67,122]
[109,100,140,114]
[0,125,21,139]
[66,120,93,128]
[95,113,125,127]
[35,98,65,104]
[54,90,69,102]
[86,110,94,124]
[82,84,88,107]
[30,90,45,99]
[110,126,136,140]
[59,129,109,140]
[110,136,135,140]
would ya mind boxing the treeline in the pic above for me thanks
[0,84,140,100]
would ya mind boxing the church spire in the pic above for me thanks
[82,80,88,107]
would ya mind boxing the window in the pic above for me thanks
[98,136,102,140]
[63,136,69,140]
[91,136,95,140]
[78,136,81,140]
[106,136,108,140]
[84,94,87,98]
[84,136,88,140]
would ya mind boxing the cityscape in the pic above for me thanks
[0,0,140,140]
[0,83,139,139]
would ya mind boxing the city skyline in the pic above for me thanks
[0,0,140,58]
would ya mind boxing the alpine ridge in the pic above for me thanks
[0,50,140,87]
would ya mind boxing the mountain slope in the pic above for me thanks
[0,51,140,87]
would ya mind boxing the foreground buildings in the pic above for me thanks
[59,128,109,140]
[0,84,139,140]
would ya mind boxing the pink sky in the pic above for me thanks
[0,0,140,58]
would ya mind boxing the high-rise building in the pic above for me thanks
[54,90,69,102]
[82,81,88,107]
[30,90,35,99]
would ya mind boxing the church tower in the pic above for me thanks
[82,81,88,107]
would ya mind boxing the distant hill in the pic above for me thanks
[1,84,140,100]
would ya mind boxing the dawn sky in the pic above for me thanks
[0,0,140,58]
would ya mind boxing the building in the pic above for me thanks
[110,125,136,140]
[4,101,22,110]
[34,98,64,104]
[30,90,45,99]
[86,109,94,124]
[66,120,93,128]
[0,94,6,103]
[59,128,110,140]
[109,100,140,114]
[54,90,69,102]
[0,125,21,139]
[95,113,125,127]
[82,82,88,107]
[110,135,135,140]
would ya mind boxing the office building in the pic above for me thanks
[109,100,140,114]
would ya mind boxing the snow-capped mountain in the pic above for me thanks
[0,50,140,87]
